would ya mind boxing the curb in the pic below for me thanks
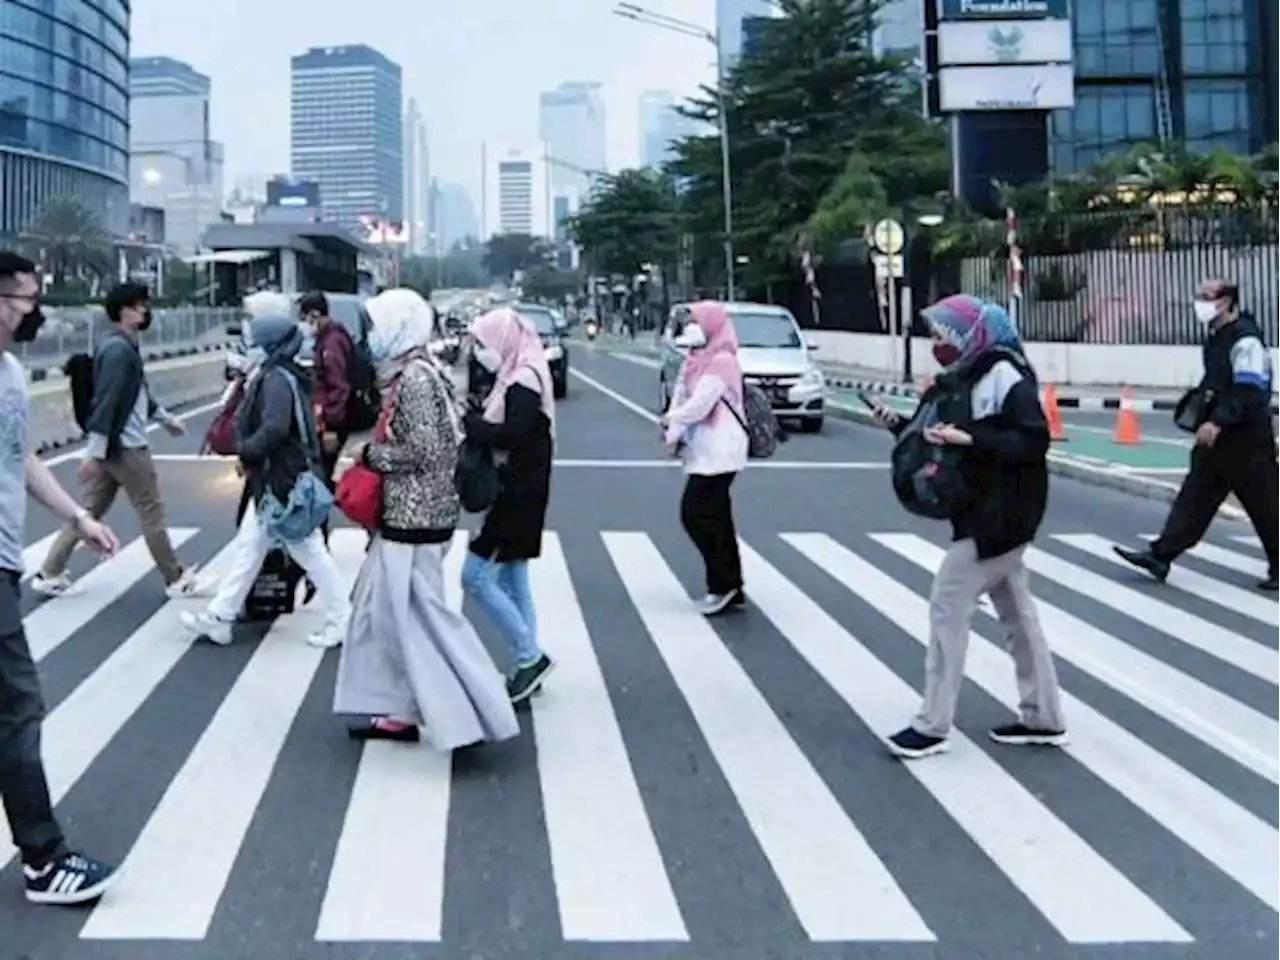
[825,401,1248,522]
[27,340,233,383]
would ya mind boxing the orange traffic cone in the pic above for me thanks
[1113,386,1141,445]
[1042,383,1066,442]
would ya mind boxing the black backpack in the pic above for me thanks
[890,396,974,520]
[64,352,94,432]
[455,437,500,513]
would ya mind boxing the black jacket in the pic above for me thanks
[894,348,1050,559]
[85,330,154,459]
[465,383,553,562]
[236,366,318,505]
[1201,312,1274,434]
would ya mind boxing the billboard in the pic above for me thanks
[938,20,1073,65]
[938,0,1069,19]
[939,64,1075,110]
[266,177,320,208]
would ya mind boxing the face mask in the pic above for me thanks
[931,342,961,367]
[1193,300,1219,324]
[675,323,707,349]
[13,304,45,343]
[474,345,501,373]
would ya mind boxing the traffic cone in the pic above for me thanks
[1042,383,1067,442]
[1113,386,1141,445]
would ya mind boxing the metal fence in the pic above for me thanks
[941,205,1279,345]
[15,306,239,366]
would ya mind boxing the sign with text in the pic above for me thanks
[938,20,1073,65]
[938,64,1076,110]
[938,0,1069,20]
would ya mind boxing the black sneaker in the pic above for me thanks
[1113,545,1170,583]
[886,727,950,760]
[1257,572,1278,591]
[507,654,554,704]
[24,851,116,905]
[989,722,1069,747]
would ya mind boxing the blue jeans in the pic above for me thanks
[461,553,541,668]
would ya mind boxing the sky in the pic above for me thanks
[130,0,718,205]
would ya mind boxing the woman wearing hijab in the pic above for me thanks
[661,301,749,616]
[180,310,350,648]
[335,290,519,747]
[460,307,555,704]
[867,294,1066,760]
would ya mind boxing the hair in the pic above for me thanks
[104,281,151,323]
[298,290,328,316]
[0,251,37,293]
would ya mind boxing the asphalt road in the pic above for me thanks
[1,347,1276,960]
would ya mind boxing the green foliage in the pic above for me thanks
[521,263,583,303]
[482,233,554,280]
[803,152,888,253]
[12,199,113,289]
[567,168,682,277]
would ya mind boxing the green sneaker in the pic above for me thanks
[507,654,555,703]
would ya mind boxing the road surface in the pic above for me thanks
[1,347,1275,960]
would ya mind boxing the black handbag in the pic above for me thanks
[1173,387,1213,433]
[455,438,501,514]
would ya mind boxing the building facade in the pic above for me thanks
[715,0,778,66]
[129,55,224,255]
[538,81,606,194]
[483,146,550,239]
[0,0,131,238]
[433,180,478,249]
[403,96,429,255]
[1050,0,1276,172]
[638,89,703,169]
[290,45,403,231]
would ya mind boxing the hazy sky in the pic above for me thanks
[130,0,716,202]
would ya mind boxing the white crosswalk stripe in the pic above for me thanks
[0,524,1273,951]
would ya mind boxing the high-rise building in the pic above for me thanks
[483,146,551,239]
[129,56,224,255]
[638,90,703,168]
[715,0,779,66]
[434,181,479,249]
[404,98,430,255]
[0,0,130,238]
[538,82,606,195]
[290,45,404,231]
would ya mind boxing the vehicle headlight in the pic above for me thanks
[544,344,564,361]
[799,367,824,387]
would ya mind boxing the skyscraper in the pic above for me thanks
[638,90,702,169]
[290,45,403,231]
[715,0,779,66]
[482,146,551,239]
[129,56,224,254]
[433,182,479,249]
[404,98,430,255]
[537,82,606,195]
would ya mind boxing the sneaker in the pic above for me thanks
[989,722,1069,747]
[695,589,741,617]
[1112,545,1170,583]
[1257,572,1278,591]
[24,851,116,905]
[29,572,77,598]
[166,566,216,600]
[886,727,950,760]
[306,621,345,649]
[180,610,234,645]
[508,653,554,704]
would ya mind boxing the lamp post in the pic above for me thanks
[614,2,736,301]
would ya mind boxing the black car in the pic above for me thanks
[467,303,569,400]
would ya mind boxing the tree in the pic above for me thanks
[666,0,949,290]
[483,233,553,280]
[16,199,113,290]
[567,168,682,278]
[803,151,888,253]
[521,263,583,303]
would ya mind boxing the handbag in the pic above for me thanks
[335,378,401,530]
[203,380,244,455]
[257,371,336,542]
[1173,386,1212,433]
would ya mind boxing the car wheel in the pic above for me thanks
[798,416,824,433]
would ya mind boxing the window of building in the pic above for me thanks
[1074,0,1161,77]
[1050,84,1157,173]
[1180,0,1249,74]
[1183,77,1251,152]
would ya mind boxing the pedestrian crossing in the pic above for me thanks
[1,522,1275,956]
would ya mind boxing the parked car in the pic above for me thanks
[466,302,569,400]
[658,302,826,432]
[225,292,369,380]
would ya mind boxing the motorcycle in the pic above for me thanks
[584,318,599,341]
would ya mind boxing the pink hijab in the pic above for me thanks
[679,301,743,407]
[471,307,556,433]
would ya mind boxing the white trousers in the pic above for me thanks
[207,502,350,625]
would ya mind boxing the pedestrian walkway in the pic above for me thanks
[1,522,1274,958]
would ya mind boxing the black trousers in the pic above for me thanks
[680,472,743,596]
[1152,427,1279,571]
[0,572,66,867]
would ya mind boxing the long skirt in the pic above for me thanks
[334,535,519,751]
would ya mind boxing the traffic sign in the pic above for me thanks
[872,253,904,279]
[871,219,905,254]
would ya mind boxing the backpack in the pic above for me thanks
[65,352,94,432]
[322,324,380,433]
[890,399,974,521]
[455,437,501,513]
[721,381,787,458]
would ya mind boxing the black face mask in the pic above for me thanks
[13,305,45,343]
[137,306,153,331]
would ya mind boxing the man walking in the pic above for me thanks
[1113,278,1278,589]
[31,282,211,599]
[0,251,121,903]
[300,290,355,490]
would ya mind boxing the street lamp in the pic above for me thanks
[613,2,737,301]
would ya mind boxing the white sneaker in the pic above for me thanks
[29,573,77,598]
[306,621,345,649]
[166,566,216,600]
[180,610,234,645]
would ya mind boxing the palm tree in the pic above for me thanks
[17,200,113,289]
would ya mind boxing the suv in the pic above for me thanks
[466,302,569,400]
[225,292,369,380]
[657,302,826,432]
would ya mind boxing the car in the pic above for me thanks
[658,302,826,432]
[225,292,369,380]
[466,302,570,400]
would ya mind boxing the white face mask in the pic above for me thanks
[473,345,502,372]
[1192,300,1219,324]
[673,323,707,349]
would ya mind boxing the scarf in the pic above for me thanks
[471,307,556,435]
[238,314,309,443]
[921,294,1023,370]
[678,300,744,408]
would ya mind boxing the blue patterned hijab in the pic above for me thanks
[920,294,1021,367]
